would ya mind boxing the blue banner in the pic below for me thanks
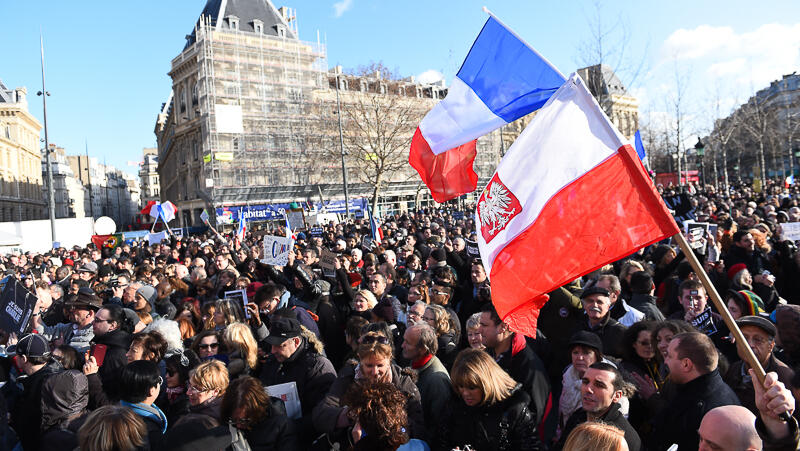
[216,198,369,225]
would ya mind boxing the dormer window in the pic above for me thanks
[360,80,368,92]
[227,15,239,30]
[379,84,387,94]
[338,78,348,90]
[253,19,263,34]
[276,25,286,38]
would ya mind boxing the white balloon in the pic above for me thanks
[94,216,117,235]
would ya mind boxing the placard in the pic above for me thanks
[310,226,324,238]
[260,235,294,266]
[690,307,717,337]
[318,249,338,278]
[663,193,695,223]
[265,382,302,419]
[200,210,210,223]
[0,277,37,335]
[452,211,465,220]
[465,239,480,259]
[224,289,249,319]
[361,235,374,250]
[781,222,800,242]
[287,210,306,231]
[147,231,167,246]
[683,221,709,254]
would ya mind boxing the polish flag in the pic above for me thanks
[409,14,565,203]
[477,74,679,336]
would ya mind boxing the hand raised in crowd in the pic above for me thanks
[6,333,18,347]
[83,354,99,375]
[750,369,795,440]
[631,372,658,400]
[245,303,261,327]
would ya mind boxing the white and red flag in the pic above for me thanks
[477,73,679,337]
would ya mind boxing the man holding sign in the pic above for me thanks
[669,280,735,362]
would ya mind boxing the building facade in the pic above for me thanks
[41,145,85,218]
[155,0,502,227]
[577,64,639,139]
[67,155,140,229]
[0,81,46,222]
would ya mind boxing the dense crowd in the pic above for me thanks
[1,180,800,450]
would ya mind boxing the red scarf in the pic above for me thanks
[411,353,433,369]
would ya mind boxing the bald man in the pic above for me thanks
[698,406,761,451]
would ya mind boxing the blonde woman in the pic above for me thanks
[437,348,541,451]
[77,405,148,451]
[223,322,258,378]
[312,332,424,439]
[351,289,377,313]
[423,304,458,368]
[187,360,229,419]
[213,299,244,329]
[563,422,628,451]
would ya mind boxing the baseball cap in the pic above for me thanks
[264,317,302,345]
[8,333,50,358]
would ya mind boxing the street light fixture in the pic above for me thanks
[695,138,705,186]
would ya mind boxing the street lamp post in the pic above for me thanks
[37,33,56,246]
[334,74,350,219]
[695,138,706,187]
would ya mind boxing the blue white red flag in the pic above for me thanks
[284,214,296,240]
[786,175,795,188]
[367,206,383,245]
[409,13,565,202]
[236,216,247,242]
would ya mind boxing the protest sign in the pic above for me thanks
[683,221,709,254]
[663,193,695,224]
[452,211,465,220]
[361,235,374,250]
[465,239,480,259]
[691,307,717,337]
[200,209,210,223]
[781,222,800,242]
[318,249,338,278]
[0,277,37,335]
[287,210,306,231]
[310,226,324,238]
[261,235,294,266]
[266,382,302,419]
[147,231,167,246]
[224,289,249,319]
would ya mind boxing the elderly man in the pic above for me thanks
[32,287,101,353]
[593,275,644,327]
[574,286,627,358]
[724,315,795,415]
[401,323,451,442]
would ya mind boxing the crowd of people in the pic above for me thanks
[0,179,799,450]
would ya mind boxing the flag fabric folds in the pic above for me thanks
[634,130,646,161]
[409,14,566,203]
[476,73,679,337]
[144,201,177,223]
[237,216,247,242]
[367,205,383,245]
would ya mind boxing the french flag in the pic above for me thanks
[477,74,679,336]
[786,175,795,188]
[236,216,247,242]
[409,14,565,203]
[367,206,383,245]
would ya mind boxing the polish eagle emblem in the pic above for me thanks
[478,174,521,243]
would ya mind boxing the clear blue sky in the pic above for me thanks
[3,1,799,176]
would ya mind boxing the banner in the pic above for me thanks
[148,231,168,246]
[287,210,305,231]
[663,193,695,224]
[781,222,800,242]
[309,226,324,238]
[260,235,294,266]
[0,277,37,335]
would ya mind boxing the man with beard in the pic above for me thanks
[32,287,101,353]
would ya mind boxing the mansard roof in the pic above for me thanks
[185,0,297,48]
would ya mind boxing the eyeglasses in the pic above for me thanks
[187,384,210,394]
[93,318,112,324]
[229,417,254,429]
[198,343,219,350]
[360,335,390,345]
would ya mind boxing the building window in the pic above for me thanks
[338,78,348,90]
[227,15,239,30]
[192,82,198,106]
[193,141,199,160]
[253,19,263,34]
[379,84,387,95]
[398,86,406,96]
[179,89,186,114]
[232,137,240,151]
[276,25,286,38]
[360,80,368,92]
[416,87,422,98]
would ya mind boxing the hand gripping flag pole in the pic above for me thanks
[673,231,792,422]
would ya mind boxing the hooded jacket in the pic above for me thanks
[10,359,63,451]
[40,370,89,451]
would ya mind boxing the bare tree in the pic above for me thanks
[736,92,773,185]
[706,87,740,192]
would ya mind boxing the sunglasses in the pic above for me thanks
[199,343,219,350]
[360,335,390,345]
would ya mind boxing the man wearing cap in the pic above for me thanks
[8,333,63,451]
[575,286,627,358]
[724,315,795,415]
[32,287,101,353]
[594,275,644,327]
[258,317,336,441]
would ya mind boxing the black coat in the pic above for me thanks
[553,403,641,451]
[650,369,740,451]
[89,328,131,407]
[491,333,551,425]
[9,360,62,451]
[436,384,542,451]
[241,397,300,451]
[258,339,336,434]
[575,314,627,358]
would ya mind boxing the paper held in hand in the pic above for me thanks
[266,381,302,419]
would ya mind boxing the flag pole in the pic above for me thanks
[672,231,789,419]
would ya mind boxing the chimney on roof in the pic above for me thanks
[278,6,289,21]
[374,71,381,80]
